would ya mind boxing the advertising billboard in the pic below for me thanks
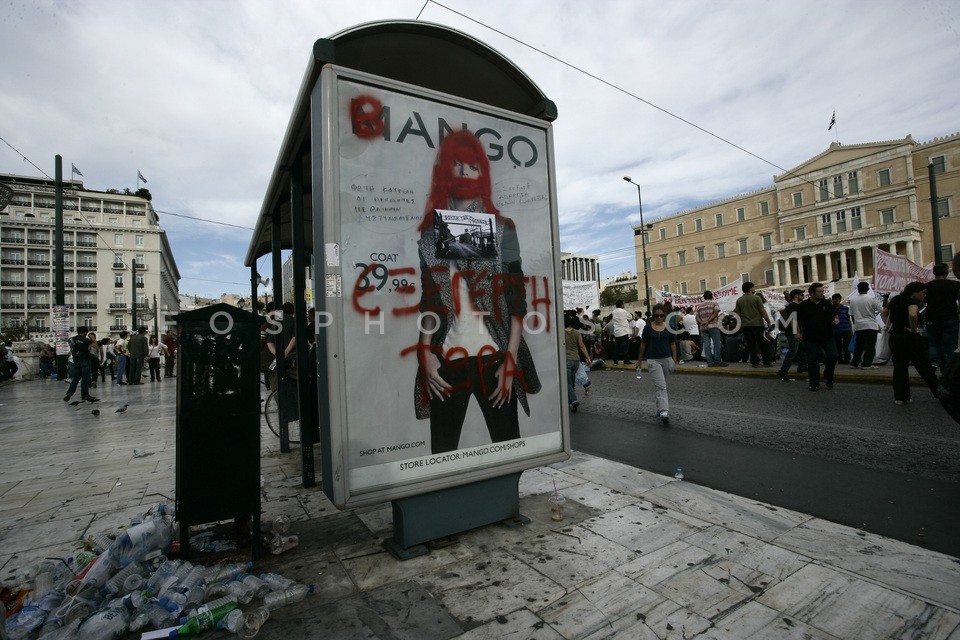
[314,66,567,507]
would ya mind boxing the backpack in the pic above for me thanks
[69,336,89,362]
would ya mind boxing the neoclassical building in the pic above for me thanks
[560,252,600,284]
[634,132,958,299]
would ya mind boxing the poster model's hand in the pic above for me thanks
[488,362,514,408]
[423,351,452,401]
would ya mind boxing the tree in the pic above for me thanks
[599,285,638,307]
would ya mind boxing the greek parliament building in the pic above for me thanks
[634,132,959,299]
[0,174,180,341]
[560,252,600,285]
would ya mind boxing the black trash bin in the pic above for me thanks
[174,303,261,559]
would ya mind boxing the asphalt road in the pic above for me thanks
[570,367,960,558]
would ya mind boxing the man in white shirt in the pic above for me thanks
[848,282,883,369]
[610,300,633,365]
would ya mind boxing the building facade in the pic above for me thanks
[560,252,600,284]
[0,174,180,341]
[635,133,959,297]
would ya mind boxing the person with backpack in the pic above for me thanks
[64,326,98,404]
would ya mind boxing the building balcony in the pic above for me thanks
[76,262,97,269]
[27,303,49,309]
[112,262,125,269]
[29,326,50,333]
[115,282,123,288]
[76,282,96,288]
[108,324,127,331]
[76,303,97,309]
[1,302,25,309]
[76,240,97,247]
[1,236,25,244]
[109,302,127,309]
[28,282,50,288]
[27,238,50,245]
[0,259,25,265]
[27,259,51,266]
[1,280,24,287]
[134,263,147,271]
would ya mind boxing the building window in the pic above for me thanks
[658,228,666,240]
[135,253,145,266]
[760,201,770,216]
[764,269,774,284]
[676,223,684,237]
[719,276,728,287]
[115,294,124,304]
[821,214,833,235]
[678,250,686,265]
[135,275,144,288]
[114,315,123,327]
[695,218,703,232]
[847,171,859,195]
[836,211,847,233]
[795,226,806,241]
[740,273,750,283]
[738,238,748,254]
[880,208,895,224]
[792,191,803,207]
[761,234,772,250]
[716,243,726,258]
[736,207,745,221]
[715,213,723,227]
[696,246,705,262]
[644,257,651,271]
[82,275,94,284]
[135,235,144,247]
[851,207,863,229]
[663,284,670,293]
[680,282,688,294]
[114,275,123,287]
[931,155,946,175]
[698,279,706,292]
[940,243,955,264]
[818,179,830,201]
[660,254,668,268]
[878,168,891,186]
[935,198,950,218]
[833,175,844,198]
[114,234,123,246]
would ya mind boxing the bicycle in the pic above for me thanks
[263,388,300,444]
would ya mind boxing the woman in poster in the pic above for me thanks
[413,130,541,454]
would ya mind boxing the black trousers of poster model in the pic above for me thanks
[429,353,519,454]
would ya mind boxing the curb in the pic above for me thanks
[600,363,919,386]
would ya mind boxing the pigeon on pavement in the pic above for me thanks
[91,409,100,416]
[115,404,129,413]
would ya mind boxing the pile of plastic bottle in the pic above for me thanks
[3,504,314,640]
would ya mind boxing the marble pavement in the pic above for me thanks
[1,377,958,639]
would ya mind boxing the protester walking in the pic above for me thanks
[924,263,960,371]
[734,282,773,367]
[849,282,883,369]
[564,314,590,413]
[637,304,678,425]
[776,289,804,382]
[128,327,148,385]
[884,281,940,405]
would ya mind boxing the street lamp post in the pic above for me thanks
[623,176,652,317]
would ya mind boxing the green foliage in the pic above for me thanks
[599,285,638,307]
[0,324,29,343]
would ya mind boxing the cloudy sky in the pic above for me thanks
[2,0,958,298]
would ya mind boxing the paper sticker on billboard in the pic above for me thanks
[316,67,566,506]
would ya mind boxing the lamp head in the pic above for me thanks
[622,176,631,182]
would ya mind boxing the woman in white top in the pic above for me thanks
[147,335,168,382]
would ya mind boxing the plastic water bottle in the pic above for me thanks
[69,551,117,593]
[258,572,295,592]
[272,515,290,536]
[168,600,237,638]
[204,561,252,585]
[269,535,299,555]
[674,467,684,481]
[100,561,145,597]
[636,369,642,379]
[146,559,181,593]
[224,579,256,604]
[262,584,313,611]
[239,574,270,598]
[217,606,270,638]
[110,516,173,566]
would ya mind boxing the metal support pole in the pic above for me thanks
[131,261,138,330]
[54,156,67,379]
[270,205,290,453]
[290,153,316,488]
[623,177,651,316]
[928,164,943,265]
[153,294,158,337]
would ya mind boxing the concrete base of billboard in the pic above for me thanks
[385,471,526,559]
